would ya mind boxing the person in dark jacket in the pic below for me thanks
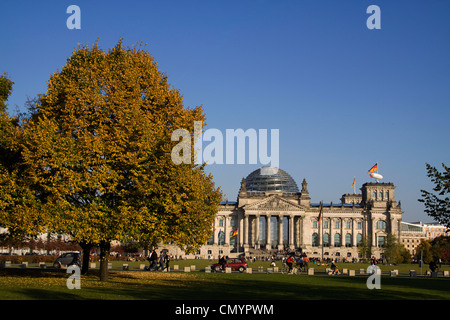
[148,249,158,271]
[218,255,226,271]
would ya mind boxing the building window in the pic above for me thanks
[385,192,389,200]
[356,234,363,246]
[335,221,340,229]
[357,221,362,229]
[207,233,214,245]
[334,233,341,247]
[378,236,386,248]
[372,191,376,198]
[345,233,352,247]
[323,233,330,247]
[312,233,319,247]
[313,220,318,228]
[218,231,225,245]
[219,219,224,227]
[346,221,351,229]
[376,220,386,229]
[324,221,329,229]
[379,192,383,199]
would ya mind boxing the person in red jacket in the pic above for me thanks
[286,255,295,273]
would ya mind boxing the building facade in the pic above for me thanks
[400,222,426,256]
[400,221,449,256]
[193,167,404,260]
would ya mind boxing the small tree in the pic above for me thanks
[357,236,371,261]
[419,163,450,229]
[383,234,410,264]
[416,239,433,264]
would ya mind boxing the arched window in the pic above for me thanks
[218,231,225,245]
[356,234,363,246]
[312,233,319,247]
[376,220,386,229]
[323,233,330,247]
[345,233,352,247]
[334,233,341,247]
[207,233,214,245]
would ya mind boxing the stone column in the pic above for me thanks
[266,215,272,250]
[213,217,218,245]
[255,214,260,248]
[224,216,230,245]
[289,215,295,249]
[278,215,284,250]
[371,217,376,247]
[352,218,356,247]
[244,215,249,249]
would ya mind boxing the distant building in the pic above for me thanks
[400,221,449,256]
[400,222,427,256]
[182,166,404,260]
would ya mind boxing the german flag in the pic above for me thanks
[368,163,378,173]
[231,230,238,237]
[318,202,323,224]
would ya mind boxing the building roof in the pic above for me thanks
[401,222,424,232]
[245,167,300,193]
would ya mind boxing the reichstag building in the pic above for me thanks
[169,166,403,260]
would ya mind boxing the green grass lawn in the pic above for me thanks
[104,259,449,277]
[0,264,449,300]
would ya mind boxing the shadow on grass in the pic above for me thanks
[2,269,449,300]
[101,273,450,300]
[7,288,85,300]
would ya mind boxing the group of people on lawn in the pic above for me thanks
[282,254,310,273]
[147,248,170,271]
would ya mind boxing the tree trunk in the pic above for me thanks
[79,240,92,275]
[99,240,111,282]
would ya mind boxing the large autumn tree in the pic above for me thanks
[21,41,221,280]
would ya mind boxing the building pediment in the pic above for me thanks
[243,195,304,211]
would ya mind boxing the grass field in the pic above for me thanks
[0,260,449,300]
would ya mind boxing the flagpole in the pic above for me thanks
[321,201,324,262]
[376,162,378,183]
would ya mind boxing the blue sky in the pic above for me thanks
[1,1,449,222]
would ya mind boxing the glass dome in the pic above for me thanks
[245,167,299,193]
